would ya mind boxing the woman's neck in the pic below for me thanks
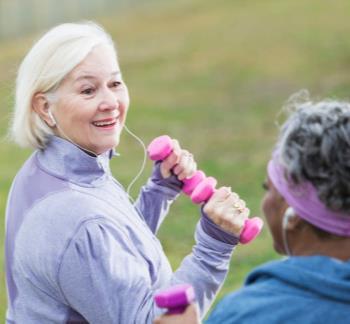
[290,226,350,261]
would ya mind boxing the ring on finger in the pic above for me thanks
[234,202,240,208]
[234,202,245,213]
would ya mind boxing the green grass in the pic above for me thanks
[2,0,350,319]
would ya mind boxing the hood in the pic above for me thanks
[246,255,350,303]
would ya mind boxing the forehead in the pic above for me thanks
[69,44,119,81]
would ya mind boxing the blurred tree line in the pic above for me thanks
[0,0,135,40]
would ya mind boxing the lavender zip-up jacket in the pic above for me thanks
[5,136,237,323]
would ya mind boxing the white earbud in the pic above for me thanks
[48,109,56,126]
[283,207,295,230]
[282,206,295,256]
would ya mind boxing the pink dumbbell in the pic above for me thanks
[147,135,264,244]
[154,284,195,315]
[148,135,206,196]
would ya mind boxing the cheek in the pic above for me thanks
[262,190,285,220]
[262,193,287,253]
[262,194,280,233]
[55,97,82,120]
[121,92,130,112]
[262,193,274,220]
[68,100,96,123]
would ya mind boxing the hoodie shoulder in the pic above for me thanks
[207,256,350,324]
[245,256,350,302]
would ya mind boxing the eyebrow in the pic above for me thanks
[74,71,121,82]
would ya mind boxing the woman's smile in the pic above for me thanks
[92,116,119,130]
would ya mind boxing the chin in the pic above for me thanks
[93,143,116,155]
[273,242,284,255]
[90,133,120,154]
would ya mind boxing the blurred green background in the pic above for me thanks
[1,0,350,320]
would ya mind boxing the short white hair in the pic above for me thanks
[10,21,116,149]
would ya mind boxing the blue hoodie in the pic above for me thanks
[207,256,350,323]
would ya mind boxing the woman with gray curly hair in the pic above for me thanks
[155,95,350,324]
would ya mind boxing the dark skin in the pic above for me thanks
[262,177,350,261]
[286,217,350,261]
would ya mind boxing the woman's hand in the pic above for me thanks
[153,304,201,324]
[203,187,249,236]
[160,139,197,180]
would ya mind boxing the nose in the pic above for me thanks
[98,87,119,111]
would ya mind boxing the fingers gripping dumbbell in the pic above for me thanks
[147,135,263,244]
[147,135,206,196]
[191,177,263,244]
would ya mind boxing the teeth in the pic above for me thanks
[93,119,117,127]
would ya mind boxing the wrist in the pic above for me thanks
[151,161,183,192]
[200,208,240,245]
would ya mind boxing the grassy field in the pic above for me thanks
[1,0,350,320]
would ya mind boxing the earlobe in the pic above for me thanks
[32,93,55,127]
[283,207,303,231]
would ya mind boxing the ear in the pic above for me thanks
[32,93,55,127]
[286,212,304,231]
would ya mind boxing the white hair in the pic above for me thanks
[10,21,116,149]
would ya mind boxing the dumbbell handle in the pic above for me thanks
[154,284,195,315]
[147,135,205,196]
[192,177,263,244]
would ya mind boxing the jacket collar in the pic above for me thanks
[37,136,116,185]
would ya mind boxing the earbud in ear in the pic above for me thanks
[48,110,56,126]
[282,207,295,230]
[282,206,295,256]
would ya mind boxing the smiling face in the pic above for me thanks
[50,44,130,155]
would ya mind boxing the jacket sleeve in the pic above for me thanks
[57,219,161,324]
[57,217,237,323]
[170,222,238,317]
[134,162,182,233]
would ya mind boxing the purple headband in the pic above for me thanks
[268,157,350,237]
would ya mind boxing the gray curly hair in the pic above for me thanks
[276,91,350,214]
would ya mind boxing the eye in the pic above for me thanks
[111,81,122,88]
[262,180,269,191]
[81,88,95,95]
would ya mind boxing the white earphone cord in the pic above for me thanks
[123,124,147,199]
[282,207,293,256]
[51,112,100,157]
[50,110,148,202]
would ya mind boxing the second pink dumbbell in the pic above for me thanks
[147,135,264,244]
[154,284,195,315]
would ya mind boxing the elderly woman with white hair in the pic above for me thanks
[5,22,250,323]
[154,96,350,324]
